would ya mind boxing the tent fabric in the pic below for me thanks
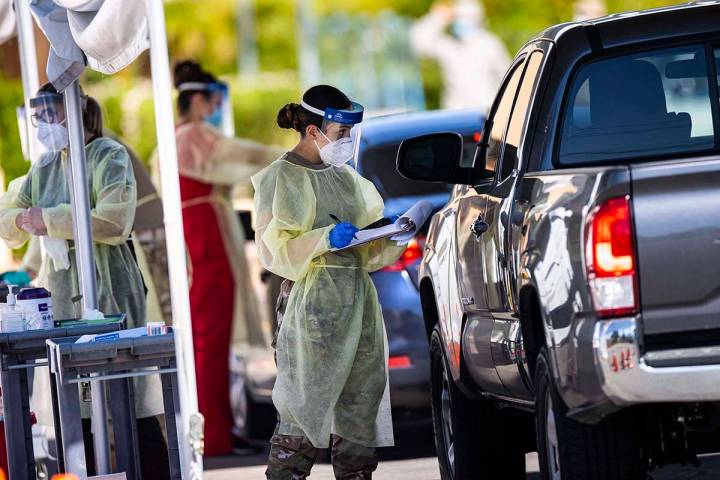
[0,0,16,45]
[30,0,148,90]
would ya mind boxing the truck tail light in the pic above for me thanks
[585,196,638,318]
[381,237,424,273]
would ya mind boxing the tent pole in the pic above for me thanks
[13,0,47,266]
[145,0,203,477]
[64,80,111,475]
[13,0,41,163]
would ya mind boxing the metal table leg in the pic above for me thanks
[108,375,140,479]
[54,373,87,479]
[161,365,182,480]
[48,342,66,472]
[1,359,36,480]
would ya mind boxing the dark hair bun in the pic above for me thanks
[173,60,215,87]
[276,86,353,136]
[277,103,300,131]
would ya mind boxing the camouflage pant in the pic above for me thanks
[267,281,378,479]
[272,278,294,351]
[266,426,378,480]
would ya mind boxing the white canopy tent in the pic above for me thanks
[0,0,16,44]
[12,0,203,477]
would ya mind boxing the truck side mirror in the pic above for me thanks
[396,132,474,185]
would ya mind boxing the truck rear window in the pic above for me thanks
[558,44,716,165]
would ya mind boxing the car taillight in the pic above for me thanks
[388,354,413,369]
[585,196,638,318]
[381,237,424,272]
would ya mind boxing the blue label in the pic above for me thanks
[93,333,120,343]
[323,103,363,125]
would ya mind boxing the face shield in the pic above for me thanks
[301,100,364,167]
[177,81,234,135]
[16,105,29,161]
[28,92,69,156]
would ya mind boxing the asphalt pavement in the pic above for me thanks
[204,424,720,479]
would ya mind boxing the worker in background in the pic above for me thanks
[8,135,170,331]
[109,132,171,326]
[410,0,511,112]
[573,0,607,21]
[0,83,169,477]
[170,60,283,456]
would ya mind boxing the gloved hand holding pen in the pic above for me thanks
[329,222,359,249]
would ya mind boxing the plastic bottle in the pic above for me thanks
[1,286,26,333]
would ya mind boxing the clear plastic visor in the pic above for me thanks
[319,120,356,142]
[29,93,65,127]
[315,122,362,169]
[303,100,364,167]
[28,93,68,154]
[177,81,231,133]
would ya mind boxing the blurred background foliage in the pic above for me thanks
[1,0,682,187]
[0,77,25,187]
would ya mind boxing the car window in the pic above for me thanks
[360,137,476,199]
[499,51,544,180]
[559,44,715,165]
[482,59,525,175]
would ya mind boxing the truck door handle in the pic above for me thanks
[471,217,488,238]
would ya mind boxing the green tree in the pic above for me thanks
[0,77,26,188]
[0,0,692,187]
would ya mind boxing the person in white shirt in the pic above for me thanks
[410,0,511,112]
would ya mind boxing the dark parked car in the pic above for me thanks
[357,109,484,422]
[398,3,720,479]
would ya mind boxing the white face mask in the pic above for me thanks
[314,130,354,167]
[37,121,69,152]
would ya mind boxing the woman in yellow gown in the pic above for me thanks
[253,85,406,479]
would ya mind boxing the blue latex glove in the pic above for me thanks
[389,215,400,223]
[329,222,359,249]
[1,271,31,286]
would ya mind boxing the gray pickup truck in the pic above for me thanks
[396,3,720,479]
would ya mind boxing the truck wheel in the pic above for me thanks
[534,347,646,480]
[430,325,525,480]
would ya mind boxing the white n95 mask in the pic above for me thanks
[37,121,69,152]
[315,131,354,167]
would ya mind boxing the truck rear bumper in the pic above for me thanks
[593,318,720,404]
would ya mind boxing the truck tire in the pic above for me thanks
[534,347,646,480]
[430,325,526,480]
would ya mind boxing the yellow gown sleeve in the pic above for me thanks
[353,173,406,273]
[21,236,42,274]
[207,136,286,186]
[42,143,137,245]
[0,175,32,249]
[252,164,333,282]
[177,122,284,186]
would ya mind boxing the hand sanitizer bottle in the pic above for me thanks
[2,286,26,333]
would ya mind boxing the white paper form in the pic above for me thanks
[332,200,433,252]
